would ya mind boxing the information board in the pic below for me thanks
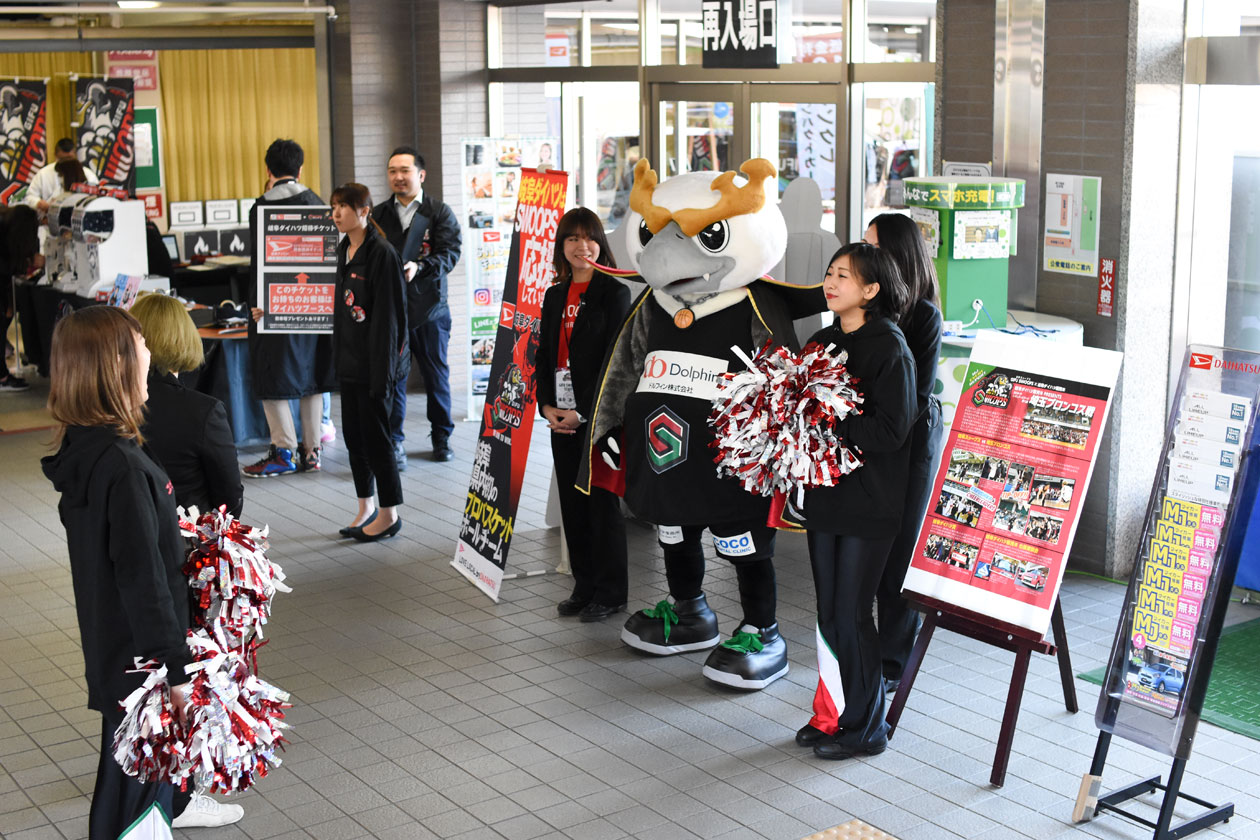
[254,205,338,334]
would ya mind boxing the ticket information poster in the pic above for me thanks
[255,205,338,333]
[453,167,568,601]
[902,332,1122,636]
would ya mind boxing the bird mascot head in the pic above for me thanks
[624,158,787,301]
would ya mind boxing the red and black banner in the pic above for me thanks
[0,80,47,205]
[74,77,135,193]
[453,167,569,600]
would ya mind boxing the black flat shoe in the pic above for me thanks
[578,602,626,623]
[813,730,887,760]
[338,510,377,538]
[557,595,591,617]
[795,724,830,747]
[352,518,401,543]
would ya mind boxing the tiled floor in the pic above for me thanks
[1,384,1257,840]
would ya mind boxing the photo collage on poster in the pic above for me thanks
[1118,386,1252,717]
[909,365,1110,614]
[461,137,559,406]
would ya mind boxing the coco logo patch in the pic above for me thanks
[645,406,688,474]
[712,531,756,558]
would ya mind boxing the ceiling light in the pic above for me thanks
[118,1,161,8]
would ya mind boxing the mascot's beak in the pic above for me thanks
[637,221,734,297]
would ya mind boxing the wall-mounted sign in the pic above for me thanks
[701,0,779,69]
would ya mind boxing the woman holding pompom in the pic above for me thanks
[42,306,242,836]
[794,243,916,761]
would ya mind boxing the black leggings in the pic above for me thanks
[91,713,173,839]
[808,531,893,730]
[660,523,777,628]
[341,381,403,507]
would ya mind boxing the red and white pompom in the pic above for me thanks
[710,340,865,506]
[182,629,291,794]
[179,506,290,648]
[111,659,193,788]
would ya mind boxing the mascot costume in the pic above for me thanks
[580,158,825,690]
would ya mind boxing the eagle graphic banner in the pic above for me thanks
[0,79,47,205]
[74,76,135,193]
[453,167,568,601]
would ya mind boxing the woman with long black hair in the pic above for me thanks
[863,212,945,693]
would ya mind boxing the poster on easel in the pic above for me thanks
[460,135,559,416]
[74,76,136,193]
[453,167,568,601]
[902,332,1122,636]
[0,79,47,205]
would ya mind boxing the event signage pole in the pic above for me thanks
[889,331,1123,786]
[0,78,47,205]
[453,167,568,601]
[1073,345,1260,839]
[254,206,338,334]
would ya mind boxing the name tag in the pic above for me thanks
[636,350,726,401]
[555,368,576,409]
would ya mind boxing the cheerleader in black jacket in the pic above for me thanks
[864,213,944,691]
[331,183,409,542]
[535,207,631,620]
[795,243,916,761]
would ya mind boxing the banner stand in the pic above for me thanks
[886,594,1078,787]
[1071,344,1260,839]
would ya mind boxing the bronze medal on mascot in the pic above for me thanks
[673,308,695,329]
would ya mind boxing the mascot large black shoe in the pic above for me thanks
[578,158,825,691]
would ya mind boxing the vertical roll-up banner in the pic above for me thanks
[0,79,47,205]
[453,167,569,601]
[74,77,136,193]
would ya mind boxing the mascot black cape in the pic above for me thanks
[578,157,826,690]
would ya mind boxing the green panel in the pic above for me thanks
[933,207,1010,325]
[134,106,161,190]
[1080,176,1100,252]
[904,177,1025,210]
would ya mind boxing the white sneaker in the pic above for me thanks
[171,792,245,829]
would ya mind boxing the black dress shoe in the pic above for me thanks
[795,724,830,747]
[339,510,378,538]
[813,728,888,760]
[352,518,402,543]
[557,595,591,617]
[432,436,453,462]
[578,602,626,623]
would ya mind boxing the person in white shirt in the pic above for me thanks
[24,137,98,216]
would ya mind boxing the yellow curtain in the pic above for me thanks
[0,53,97,154]
[159,48,321,202]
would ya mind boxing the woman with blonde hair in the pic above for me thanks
[41,306,243,835]
[131,292,244,518]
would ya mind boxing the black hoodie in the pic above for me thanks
[41,426,192,713]
[803,316,917,537]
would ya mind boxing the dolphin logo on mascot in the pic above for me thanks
[578,158,826,690]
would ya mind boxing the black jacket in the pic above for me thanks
[247,179,337,399]
[371,193,462,325]
[142,371,244,518]
[41,426,193,712]
[802,316,917,537]
[334,226,409,399]
[535,274,631,419]
[903,298,944,422]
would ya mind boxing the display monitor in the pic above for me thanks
[162,234,179,261]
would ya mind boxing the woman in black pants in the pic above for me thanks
[864,213,945,692]
[535,207,630,621]
[331,183,409,542]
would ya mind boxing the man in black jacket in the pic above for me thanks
[371,146,462,464]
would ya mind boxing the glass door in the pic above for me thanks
[650,83,744,179]
[749,84,846,234]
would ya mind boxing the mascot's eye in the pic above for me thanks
[697,220,729,253]
[638,219,653,247]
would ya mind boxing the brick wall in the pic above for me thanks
[938,0,994,166]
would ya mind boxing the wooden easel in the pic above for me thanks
[884,594,1078,787]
